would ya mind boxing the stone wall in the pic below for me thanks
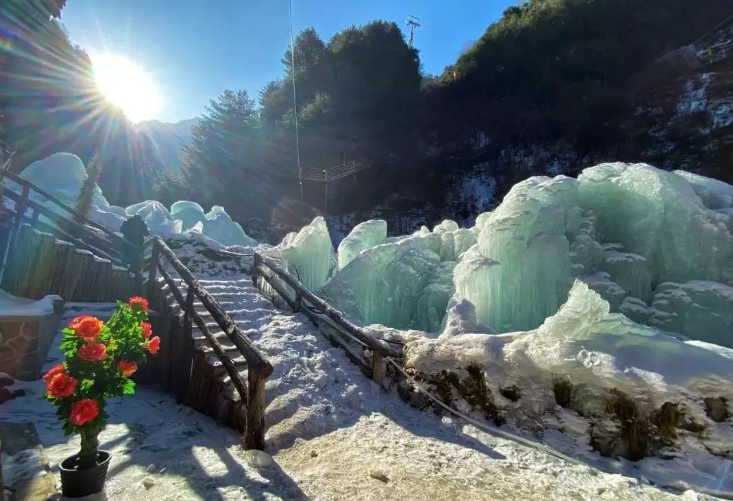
[0,297,64,380]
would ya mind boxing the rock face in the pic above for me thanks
[704,397,730,422]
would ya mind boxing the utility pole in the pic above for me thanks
[405,15,421,47]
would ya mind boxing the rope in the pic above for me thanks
[288,0,303,198]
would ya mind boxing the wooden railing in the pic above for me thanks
[146,237,273,449]
[0,168,138,275]
[286,158,374,183]
[253,252,388,385]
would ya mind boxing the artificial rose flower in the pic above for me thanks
[128,296,149,311]
[140,322,153,338]
[78,342,107,362]
[69,315,104,341]
[145,336,161,355]
[117,360,138,377]
[69,399,99,426]
[42,364,65,383]
[47,374,77,398]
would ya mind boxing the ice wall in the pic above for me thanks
[578,163,733,286]
[337,219,387,270]
[322,232,446,330]
[202,206,257,247]
[455,176,577,331]
[448,164,733,344]
[126,200,182,237]
[319,219,482,331]
[171,201,206,231]
[505,282,733,400]
[267,217,335,290]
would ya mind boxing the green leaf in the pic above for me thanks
[123,379,136,396]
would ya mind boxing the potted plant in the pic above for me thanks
[43,296,161,498]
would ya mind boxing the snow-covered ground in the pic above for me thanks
[0,285,722,500]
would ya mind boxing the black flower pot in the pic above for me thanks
[59,450,111,498]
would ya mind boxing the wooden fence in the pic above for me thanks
[145,236,273,450]
[0,168,141,300]
[1,224,134,301]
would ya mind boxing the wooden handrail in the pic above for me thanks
[2,188,127,265]
[147,236,272,449]
[0,169,136,254]
[24,198,126,262]
[155,261,249,400]
[152,237,272,377]
[254,252,386,384]
[256,253,388,357]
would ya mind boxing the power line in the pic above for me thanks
[288,0,303,198]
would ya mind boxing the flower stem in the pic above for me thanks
[78,423,101,469]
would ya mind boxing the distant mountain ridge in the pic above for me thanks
[133,118,199,173]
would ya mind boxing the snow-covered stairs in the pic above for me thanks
[155,275,383,448]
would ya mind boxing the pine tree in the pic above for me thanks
[74,154,103,220]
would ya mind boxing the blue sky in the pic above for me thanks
[61,1,517,123]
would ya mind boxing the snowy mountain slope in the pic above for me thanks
[133,118,199,173]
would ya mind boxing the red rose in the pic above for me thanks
[69,399,99,426]
[47,374,77,398]
[117,360,138,377]
[42,364,65,383]
[140,322,152,338]
[129,296,149,311]
[78,342,107,362]
[69,315,104,341]
[145,336,161,355]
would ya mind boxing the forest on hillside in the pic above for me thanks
[2,0,732,236]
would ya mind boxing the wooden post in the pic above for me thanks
[252,252,261,287]
[0,184,29,283]
[184,288,194,336]
[244,369,267,450]
[372,352,385,386]
[146,240,159,303]
[30,208,39,227]
[178,289,195,403]
[293,291,302,313]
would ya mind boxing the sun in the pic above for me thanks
[92,53,161,123]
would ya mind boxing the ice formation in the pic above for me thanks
[504,282,733,400]
[275,163,732,351]
[170,201,206,231]
[322,220,477,331]
[266,217,335,290]
[126,200,182,237]
[201,206,257,247]
[16,153,108,208]
[9,153,259,249]
[337,219,387,270]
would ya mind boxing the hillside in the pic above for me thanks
[324,14,733,240]
[133,118,199,174]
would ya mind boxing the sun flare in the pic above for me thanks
[92,53,161,123]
